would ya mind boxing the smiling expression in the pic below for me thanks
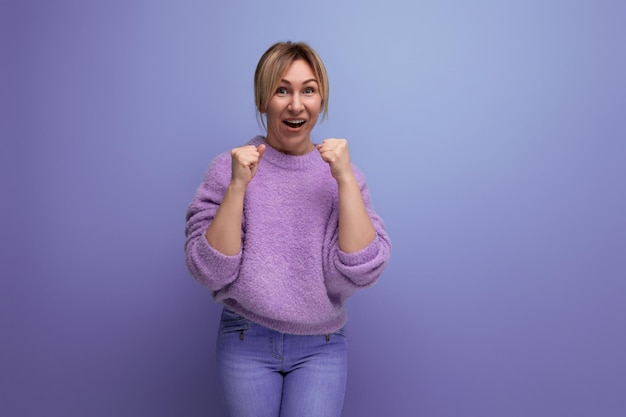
[263,59,323,155]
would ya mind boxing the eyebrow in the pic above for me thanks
[279,78,318,85]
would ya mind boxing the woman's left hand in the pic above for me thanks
[317,138,353,182]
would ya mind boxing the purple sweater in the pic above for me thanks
[185,136,391,335]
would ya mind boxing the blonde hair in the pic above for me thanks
[254,41,329,129]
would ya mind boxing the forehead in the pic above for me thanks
[279,59,316,82]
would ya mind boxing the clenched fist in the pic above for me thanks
[317,138,353,181]
[230,144,266,187]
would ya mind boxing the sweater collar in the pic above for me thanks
[251,136,321,171]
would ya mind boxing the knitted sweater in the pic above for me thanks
[185,136,391,335]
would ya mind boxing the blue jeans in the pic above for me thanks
[216,308,348,417]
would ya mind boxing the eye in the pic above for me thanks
[276,87,288,95]
[303,87,315,95]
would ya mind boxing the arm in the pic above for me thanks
[318,139,391,300]
[184,144,265,291]
[318,139,375,252]
[335,172,377,253]
[322,177,392,302]
[205,144,265,255]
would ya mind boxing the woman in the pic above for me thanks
[185,41,391,417]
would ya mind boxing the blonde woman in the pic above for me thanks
[185,41,391,417]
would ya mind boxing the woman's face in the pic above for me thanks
[263,59,322,155]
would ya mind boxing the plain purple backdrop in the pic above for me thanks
[2,1,625,416]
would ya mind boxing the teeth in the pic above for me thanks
[284,119,305,127]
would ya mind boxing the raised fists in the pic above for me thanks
[230,144,266,188]
[230,139,354,186]
[317,138,353,182]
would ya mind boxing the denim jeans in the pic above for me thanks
[216,308,348,417]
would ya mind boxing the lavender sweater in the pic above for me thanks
[185,136,391,335]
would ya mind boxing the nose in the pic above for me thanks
[288,94,303,112]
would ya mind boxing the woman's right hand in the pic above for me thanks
[206,143,266,256]
[230,144,266,188]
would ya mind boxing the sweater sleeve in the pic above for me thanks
[184,154,243,292]
[323,167,391,302]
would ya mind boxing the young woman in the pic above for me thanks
[185,41,391,417]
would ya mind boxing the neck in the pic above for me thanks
[264,134,314,155]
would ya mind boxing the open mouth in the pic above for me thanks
[283,119,306,128]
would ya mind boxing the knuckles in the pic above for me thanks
[231,146,259,163]
[319,138,349,163]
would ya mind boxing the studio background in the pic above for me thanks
[2,1,625,416]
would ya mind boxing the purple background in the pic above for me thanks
[2,1,625,416]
